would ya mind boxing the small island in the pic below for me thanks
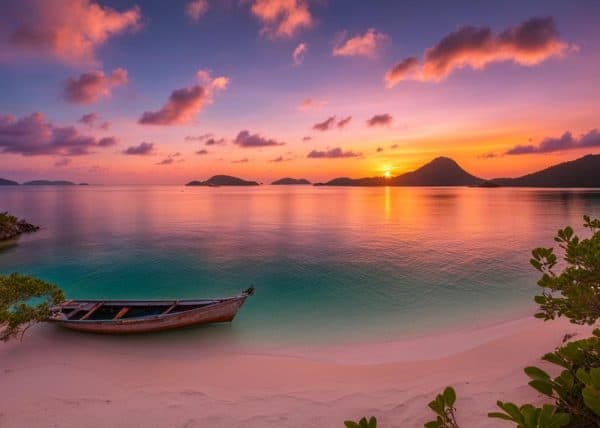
[186,175,259,186]
[0,212,40,241]
[271,178,311,185]
[23,180,76,186]
[0,178,19,185]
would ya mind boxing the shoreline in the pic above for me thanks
[0,315,592,427]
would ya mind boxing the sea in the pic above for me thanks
[1,185,599,346]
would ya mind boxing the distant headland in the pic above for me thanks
[186,175,259,186]
[313,154,600,188]
[23,180,76,186]
[271,178,311,185]
[0,179,90,186]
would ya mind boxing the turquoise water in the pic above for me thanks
[1,186,600,346]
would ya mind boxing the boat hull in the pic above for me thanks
[49,295,249,334]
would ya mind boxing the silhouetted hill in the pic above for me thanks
[392,157,483,186]
[186,175,259,186]
[0,178,18,185]
[79,183,90,186]
[23,180,75,186]
[271,178,311,185]
[491,154,600,187]
[316,157,483,186]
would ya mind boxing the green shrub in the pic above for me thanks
[0,273,64,341]
[424,387,458,428]
[344,416,377,428]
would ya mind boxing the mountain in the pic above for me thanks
[392,157,483,186]
[0,178,18,185]
[271,178,311,185]
[316,157,483,187]
[23,180,75,186]
[491,154,600,187]
[186,175,259,186]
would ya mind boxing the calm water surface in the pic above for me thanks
[1,186,599,346]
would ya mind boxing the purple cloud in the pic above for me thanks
[337,116,352,129]
[307,147,361,158]
[233,130,284,147]
[506,129,600,155]
[385,17,568,87]
[123,142,154,155]
[367,114,392,127]
[313,116,336,131]
[0,112,117,156]
[63,68,128,104]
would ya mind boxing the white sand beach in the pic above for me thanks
[0,316,591,428]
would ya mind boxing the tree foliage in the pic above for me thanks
[532,215,600,324]
[424,387,458,428]
[0,273,64,341]
[344,416,377,428]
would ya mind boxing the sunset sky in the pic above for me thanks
[0,0,599,184]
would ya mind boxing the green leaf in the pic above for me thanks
[525,366,551,381]
[367,416,377,428]
[442,387,456,407]
[344,422,359,428]
[487,412,514,421]
[528,379,554,397]
[423,422,440,428]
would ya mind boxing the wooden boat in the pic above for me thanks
[48,287,254,334]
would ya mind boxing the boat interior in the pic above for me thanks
[55,300,221,322]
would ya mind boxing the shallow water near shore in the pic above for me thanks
[1,185,599,346]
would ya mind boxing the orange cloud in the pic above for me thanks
[139,70,228,125]
[333,28,388,57]
[385,17,568,87]
[186,0,209,21]
[1,0,141,65]
[249,0,312,38]
[139,86,208,125]
[63,68,128,104]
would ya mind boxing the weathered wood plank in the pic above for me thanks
[80,302,104,320]
[162,301,178,315]
[113,307,130,320]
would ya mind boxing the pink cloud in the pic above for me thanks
[54,158,71,167]
[299,97,325,111]
[384,57,419,86]
[333,28,388,57]
[366,114,392,127]
[249,0,312,38]
[0,112,117,156]
[63,68,128,104]
[186,0,209,21]
[385,17,568,87]
[139,70,229,125]
[139,86,208,125]
[293,42,307,65]
[1,0,141,65]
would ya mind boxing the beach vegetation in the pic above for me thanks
[0,273,64,341]
[531,215,600,324]
[344,416,377,428]
[424,386,459,428]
